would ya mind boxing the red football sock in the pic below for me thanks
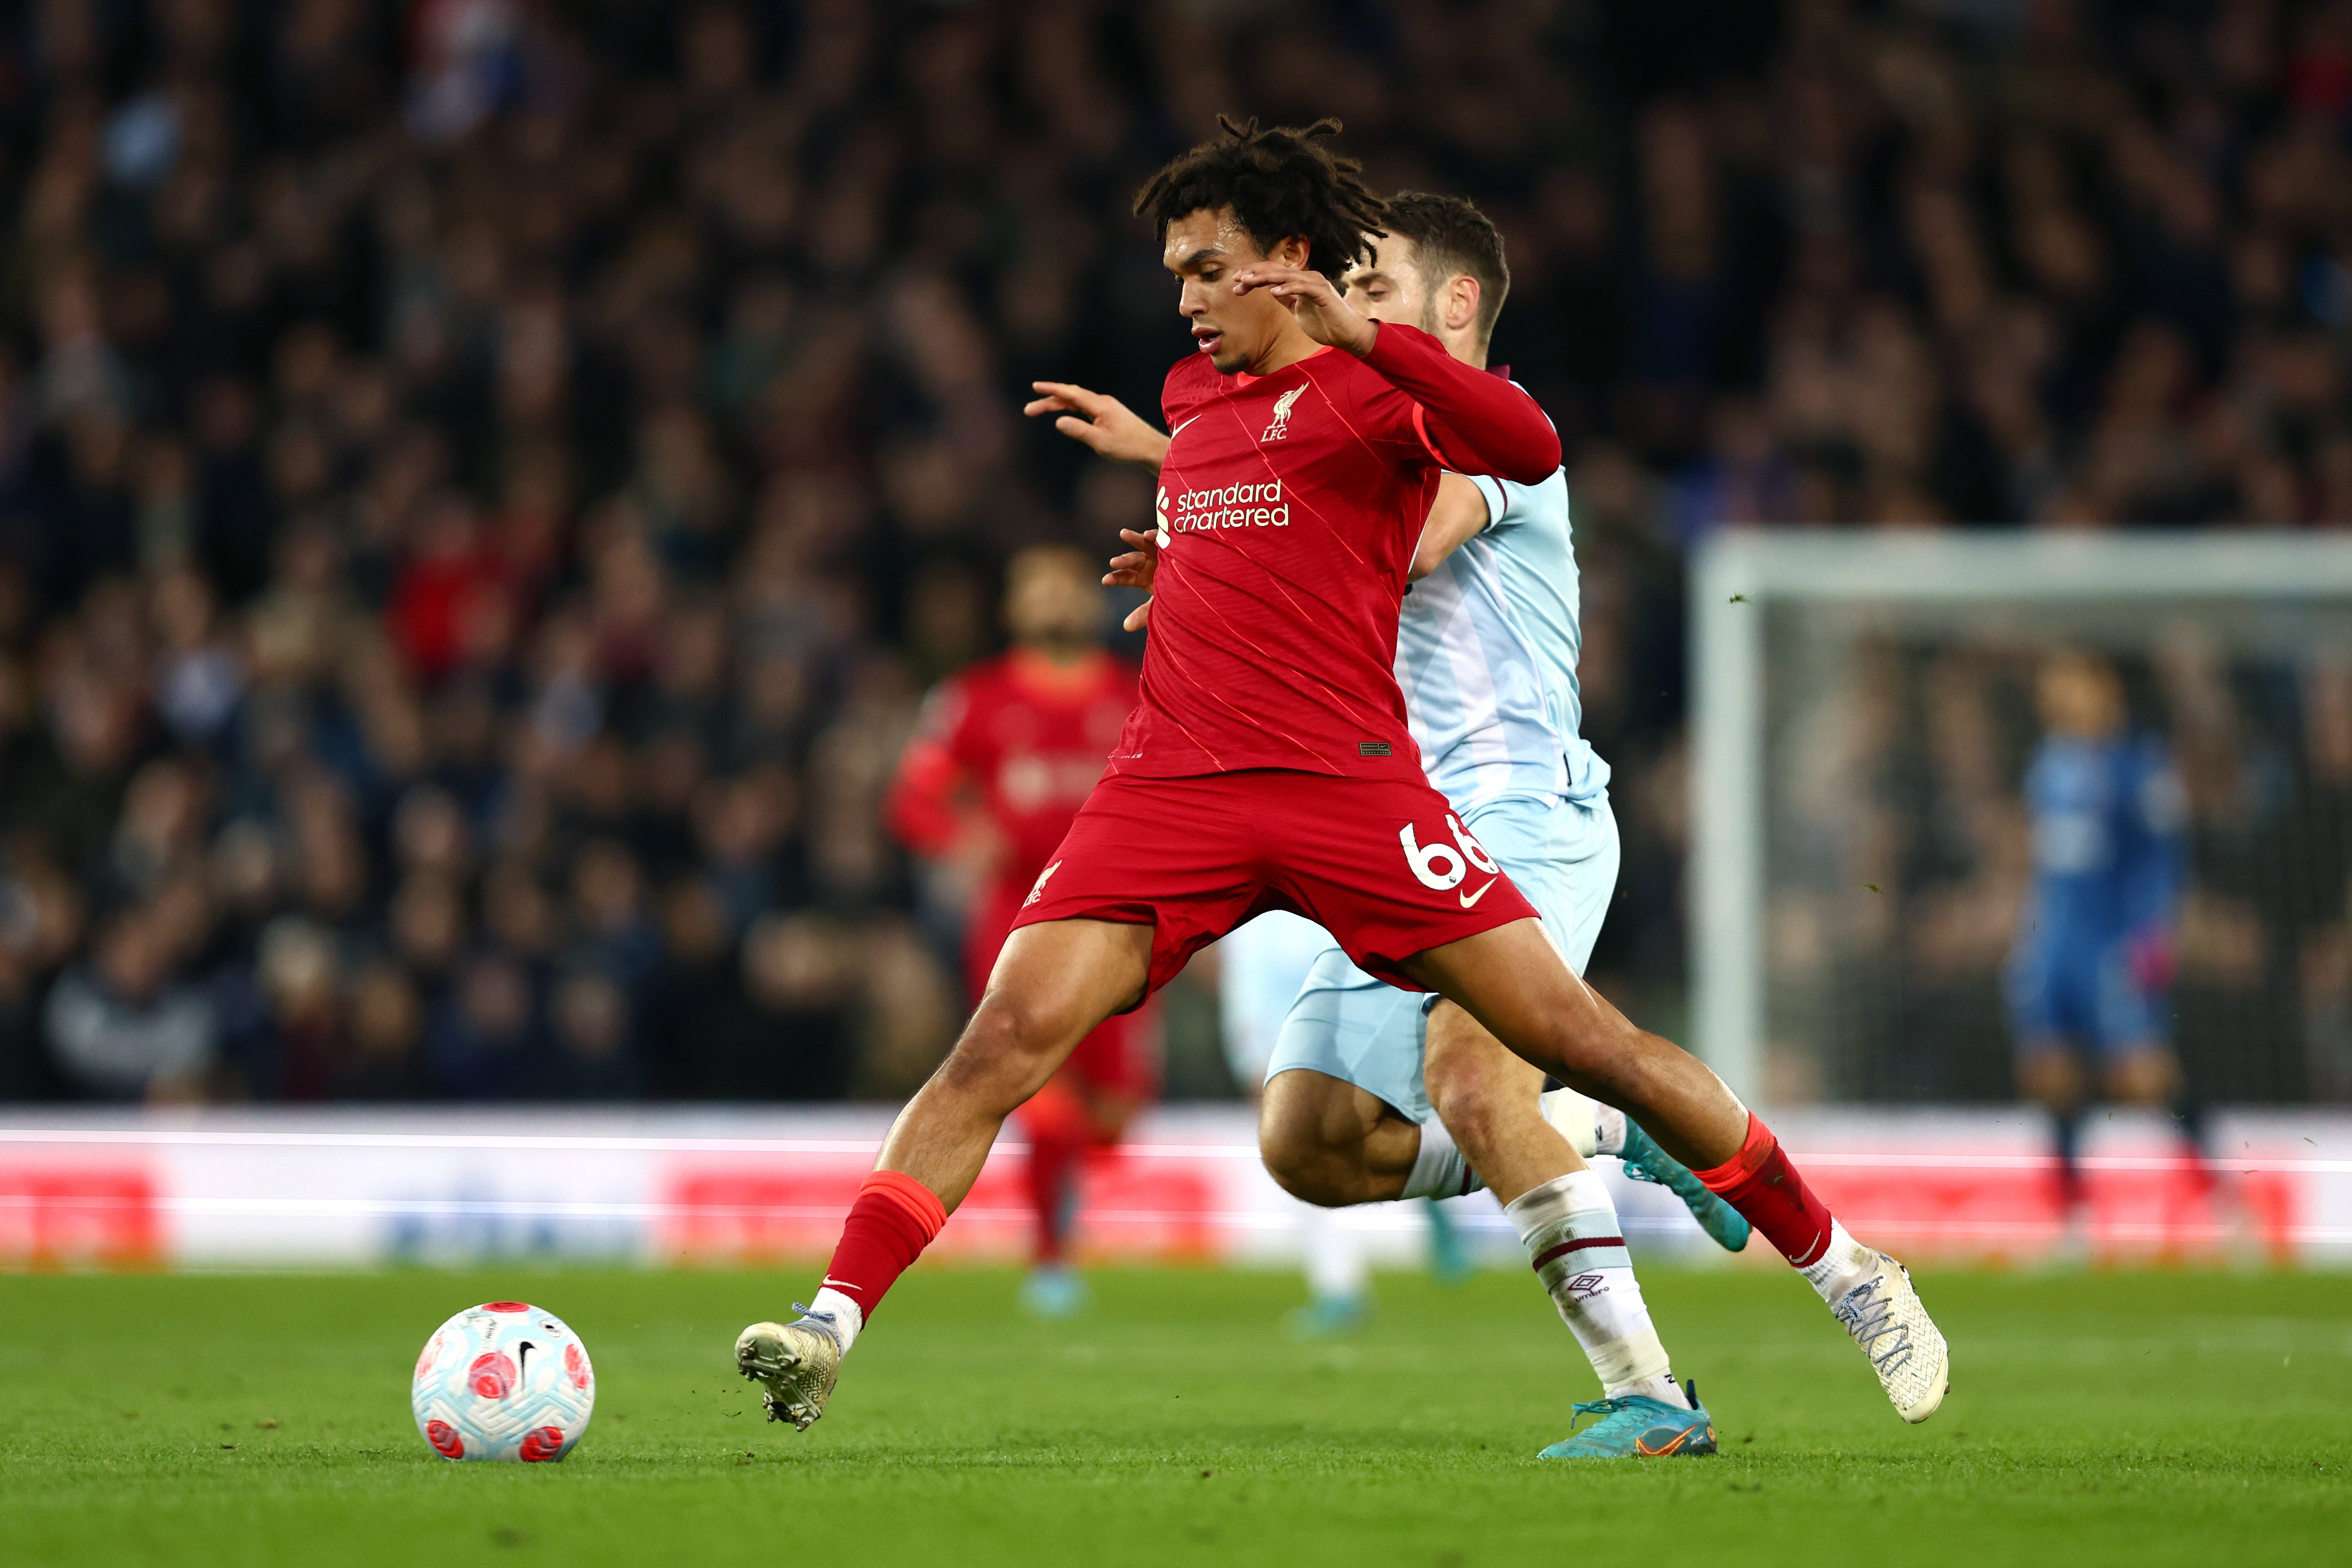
[1025,1133,1084,1265]
[820,1171,948,1321]
[1692,1113,1836,1267]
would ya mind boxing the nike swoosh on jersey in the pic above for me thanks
[1171,413,1204,438]
[1459,879,1497,908]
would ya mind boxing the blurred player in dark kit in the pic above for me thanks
[2008,650,2202,1247]
[886,546,1154,1317]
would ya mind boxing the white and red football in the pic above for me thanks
[411,1301,595,1462]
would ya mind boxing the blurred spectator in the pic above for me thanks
[0,0,2348,1108]
[44,904,215,1100]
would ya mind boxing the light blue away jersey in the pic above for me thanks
[1397,465,1609,811]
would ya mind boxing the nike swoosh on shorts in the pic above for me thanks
[1460,879,1496,908]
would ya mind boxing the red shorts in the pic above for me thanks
[1010,768,1540,999]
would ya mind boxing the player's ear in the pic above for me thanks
[1448,275,1481,333]
[1273,234,1312,269]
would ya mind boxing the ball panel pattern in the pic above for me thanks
[411,1302,594,1463]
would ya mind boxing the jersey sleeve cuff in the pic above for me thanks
[1471,475,1507,528]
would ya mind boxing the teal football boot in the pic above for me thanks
[1287,1291,1368,1339]
[1538,1380,1717,1459]
[1618,1120,1752,1254]
[1020,1264,1089,1320]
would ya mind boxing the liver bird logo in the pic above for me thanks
[1262,385,1306,442]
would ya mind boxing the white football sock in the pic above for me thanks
[1797,1219,1876,1306]
[1592,1104,1627,1157]
[807,1287,864,1354]
[1302,1204,1368,1303]
[1400,1117,1484,1200]
[1537,1088,1626,1159]
[1505,1170,1686,1407]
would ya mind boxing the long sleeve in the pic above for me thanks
[1360,322,1561,484]
[883,733,966,857]
[887,678,978,857]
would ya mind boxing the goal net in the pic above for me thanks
[1691,531,2352,1108]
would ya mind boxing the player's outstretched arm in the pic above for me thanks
[1363,323,1560,484]
[1231,266,1558,484]
[1025,382,1171,470]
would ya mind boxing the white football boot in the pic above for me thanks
[1832,1251,1950,1423]
[735,1306,845,1430]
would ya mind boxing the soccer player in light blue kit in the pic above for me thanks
[1032,193,1753,1458]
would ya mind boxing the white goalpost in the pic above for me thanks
[1690,529,2352,1104]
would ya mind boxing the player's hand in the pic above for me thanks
[2126,927,2176,992]
[1104,527,1158,632]
[1025,382,1171,470]
[1229,266,1378,358]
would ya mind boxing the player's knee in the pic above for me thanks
[940,997,1074,1105]
[1422,1068,1512,1164]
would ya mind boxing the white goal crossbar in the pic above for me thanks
[1690,528,2352,1099]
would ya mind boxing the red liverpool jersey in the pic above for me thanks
[1115,323,1558,784]
[887,648,1142,898]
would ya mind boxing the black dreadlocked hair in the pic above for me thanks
[1133,116,1387,280]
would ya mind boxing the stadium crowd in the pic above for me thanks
[0,0,2346,1104]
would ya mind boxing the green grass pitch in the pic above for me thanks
[1,1263,2347,1567]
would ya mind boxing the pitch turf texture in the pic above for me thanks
[2,1266,2346,1568]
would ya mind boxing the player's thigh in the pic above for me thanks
[1422,1000,1549,1131]
[1259,1065,1400,1167]
[1263,941,1435,1122]
[1398,917,1642,1083]
[1460,793,1620,975]
[967,917,1155,1072]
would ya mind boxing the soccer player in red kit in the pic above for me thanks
[885,545,1154,1318]
[739,118,1949,1435]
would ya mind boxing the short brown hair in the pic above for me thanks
[1380,192,1510,346]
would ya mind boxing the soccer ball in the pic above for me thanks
[411,1301,595,1462]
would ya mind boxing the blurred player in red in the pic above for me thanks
[885,545,1153,1317]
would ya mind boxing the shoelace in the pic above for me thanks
[1834,1278,1914,1375]
[787,1302,843,1347]
[1568,1397,1638,1434]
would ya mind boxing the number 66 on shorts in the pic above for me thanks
[1399,815,1499,891]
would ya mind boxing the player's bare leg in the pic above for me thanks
[1401,919,1950,1423]
[1259,1036,1715,1455]
[736,918,1151,1428]
[1258,1070,1423,1204]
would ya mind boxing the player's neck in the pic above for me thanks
[1243,319,1328,378]
[1436,324,1487,370]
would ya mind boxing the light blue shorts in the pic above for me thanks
[1264,791,1619,1123]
